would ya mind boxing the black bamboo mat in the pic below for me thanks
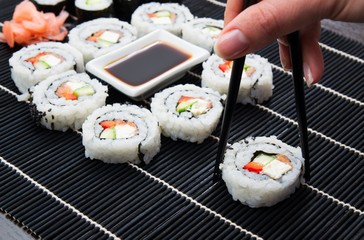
[1,0,363,239]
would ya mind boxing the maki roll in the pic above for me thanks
[82,104,161,164]
[201,54,273,104]
[220,136,304,208]
[29,70,108,131]
[75,0,112,22]
[150,84,223,143]
[9,42,84,93]
[131,2,194,37]
[32,0,67,14]
[68,18,137,63]
[182,18,223,52]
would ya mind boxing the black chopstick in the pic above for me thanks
[287,31,310,181]
[213,0,257,182]
[214,56,246,182]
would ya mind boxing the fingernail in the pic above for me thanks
[214,29,249,59]
[304,63,313,87]
[280,55,291,71]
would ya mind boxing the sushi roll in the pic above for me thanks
[32,0,67,14]
[182,18,223,52]
[82,104,161,164]
[150,84,223,143]
[131,2,194,37]
[9,42,84,93]
[29,70,108,132]
[201,54,273,104]
[220,136,304,208]
[68,18,137,63]
[75,0,112,22]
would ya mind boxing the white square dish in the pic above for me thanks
[86,29,210,100]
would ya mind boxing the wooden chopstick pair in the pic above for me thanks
[214,1,310,182]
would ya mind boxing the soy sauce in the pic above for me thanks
[105,41,191,86]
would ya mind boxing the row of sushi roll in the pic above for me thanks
[3,1,303,207]
[30,1,183,22]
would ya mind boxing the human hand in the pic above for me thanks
[214,0,364,85]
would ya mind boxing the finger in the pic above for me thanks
[278,41,291,71]
[214,0,325,59]
[300,22,324,85]
[224,0,244,26]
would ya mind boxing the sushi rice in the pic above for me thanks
[220,136,304,208]
[182,17,223,52]
[150,84,224,143]
[29,70,108,132]
[68,18,138,63]
[131,2,194,37]
[82,103,161,164]
[201,53,273,104]
[9,42,84,93]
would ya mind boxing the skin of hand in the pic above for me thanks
[214,0,364,85]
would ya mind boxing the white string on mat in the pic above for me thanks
[256,104,364,157]
[303,183,364,215]
[319,43,364,64]
[271,64,364,107]
[129,163,264,240]
[205,0,226,8]
[0,156,122,240]
[0,84,18,97]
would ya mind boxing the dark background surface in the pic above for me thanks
[1,0,363,239]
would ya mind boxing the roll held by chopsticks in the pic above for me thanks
[214,1,310,182]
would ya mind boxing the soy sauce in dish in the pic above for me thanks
[104,41,191,86]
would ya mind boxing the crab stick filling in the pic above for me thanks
[243,152,293,179]
[26,52,64,69]
[219,61,256,77]
[147,10,177,25]
[176,96,213,116]
[99,120,138,139]
[55,80,95,100]
[87,30,122,47]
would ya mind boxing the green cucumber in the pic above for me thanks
[86,0,101,5]
[74,85,95,97]
[155,10,171,18]
[97,38,114,47]
[100,127,116,139]
[34,60,51,69]
[177,102,192,113]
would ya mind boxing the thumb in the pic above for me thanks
[214,0,327,59]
